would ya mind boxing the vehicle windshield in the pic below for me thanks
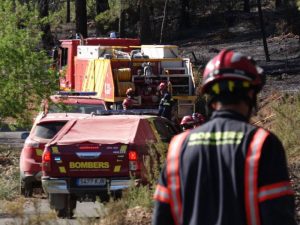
[48,103,105,114]
[34,121,67,139]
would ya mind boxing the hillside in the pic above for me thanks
[0,9,299,224]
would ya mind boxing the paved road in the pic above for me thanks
[0,198,105,225]
[0,132,27,149]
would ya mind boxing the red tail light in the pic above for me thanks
[128,150,139,171]
[42,148,51,172]
[129,151,137,161]
[43,151,51,162]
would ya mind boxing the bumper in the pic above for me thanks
[20,171,42,183]
[42,177,139,194]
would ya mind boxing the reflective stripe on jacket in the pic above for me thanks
[152,110,296,225]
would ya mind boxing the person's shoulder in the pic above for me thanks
[250,126,283,146]
[170,130,191,144]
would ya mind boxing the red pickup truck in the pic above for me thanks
[41,114,179,218]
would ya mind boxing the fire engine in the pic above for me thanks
[53,37,196,119]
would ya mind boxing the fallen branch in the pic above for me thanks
[253,114,275,125]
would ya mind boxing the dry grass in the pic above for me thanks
[270,93,300,163]
[0,148,20,201]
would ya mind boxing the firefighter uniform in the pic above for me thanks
[158,91,172,120]
[152,110,296,225]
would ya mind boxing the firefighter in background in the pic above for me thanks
[192,112,206,126]
[180,112,206,131]
[122,88,135,110]
[157,82,172,120]
[180,115,194,131]
[152,49,296,225]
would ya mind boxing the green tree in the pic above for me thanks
[0,1,57,127]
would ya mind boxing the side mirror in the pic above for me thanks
[21,132,30,140]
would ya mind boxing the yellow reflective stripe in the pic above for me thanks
[188,131,244,146]
[212,83,220,94]
[228,81,235,92]
[59,167,66,173]
[190,131,244,140]
[35,149,43,156]
[120,145,127,153]
[114,165,121,172]
[52,146,59,154]
[243,81,250,88]
[188,139,242,146]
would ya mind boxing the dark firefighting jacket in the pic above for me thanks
[152,110,296,225]
[158,91,172,120]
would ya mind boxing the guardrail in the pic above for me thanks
[0,132,27,149]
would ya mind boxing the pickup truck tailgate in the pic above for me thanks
[48,143,129,178]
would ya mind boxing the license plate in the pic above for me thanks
[77,178,106,186]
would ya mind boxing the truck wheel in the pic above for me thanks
[99,193,110,202]
[112,191,122,200]
[51,194,77,219]
[20,179,33,198]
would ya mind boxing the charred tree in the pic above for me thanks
[95,0,109,36]
[66,0,70,23]
[160,0,168,43]
[119,0,125,37]
[139,0,152,43]
[275,0,282,8]
[257,0,270,61]
[38,0,53,49]
[244,0,250,12]
[180,0,190,28]
[75,0,87,38]
[96,0,109,14]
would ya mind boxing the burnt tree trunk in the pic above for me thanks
[95,0,109,36]
[66,0,70,23]
[180,0,190,28]
[96,0,109,13]
[139,0,152,43]
[257,0,270,61]
[75,0,87,38]
[244,0,250,12]
[160,0,168,43]
[275,0,282,8]
[119,1,125,37]
[38,0,53,49]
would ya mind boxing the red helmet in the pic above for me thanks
[158,82,167,91]
[180,115,195,130]
[126,88,134,96]
[201,49,265,95]
[192,113,205,125]
[122,98,133,110]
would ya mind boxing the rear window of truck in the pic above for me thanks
[34,121,67,139]
[48,103,106,114]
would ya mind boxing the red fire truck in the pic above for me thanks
[54,37,196,119]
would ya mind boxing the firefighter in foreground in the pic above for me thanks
[152,49,296,225]
[158,82,172,120]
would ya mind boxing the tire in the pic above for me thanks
[52,194,77,219]
[99,193,110,202]
[112,191,122,200]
